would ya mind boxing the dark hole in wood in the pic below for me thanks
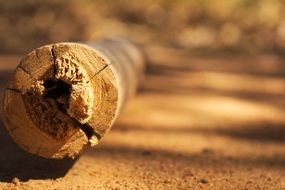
[43,79,71,112]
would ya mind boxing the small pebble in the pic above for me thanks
[12,177,20,185]
[200,178,208,184]
[142,150,151,156]
[202,148,214,154]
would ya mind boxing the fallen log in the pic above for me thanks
[1,38,145,159]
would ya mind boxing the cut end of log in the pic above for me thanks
[22,54,95,141]
[2,43,119,159]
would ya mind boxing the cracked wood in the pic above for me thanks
[1,38,145,159]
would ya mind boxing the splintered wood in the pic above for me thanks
[1,38,144,159]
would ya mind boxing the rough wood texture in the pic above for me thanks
[1,38,144,159]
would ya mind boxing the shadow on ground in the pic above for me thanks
[0,121,76,182]
[141,52,285,109]
[114,122,285,144]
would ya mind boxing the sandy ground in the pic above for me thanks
[0,47,285,189]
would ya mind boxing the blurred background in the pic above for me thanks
[1,0,285,54]
[1,0,285,189]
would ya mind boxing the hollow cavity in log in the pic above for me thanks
[22,54,97,143]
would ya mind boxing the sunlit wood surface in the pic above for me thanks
[1,47,285,189]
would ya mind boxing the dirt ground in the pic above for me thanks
[0,47,285,189]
